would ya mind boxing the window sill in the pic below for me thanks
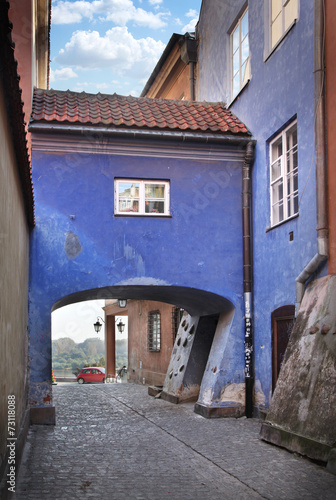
[115,213,172,218]
[228,79,250,108]
[265,212,299,232]
[264,19,297,63]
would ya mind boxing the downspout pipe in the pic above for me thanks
[243,141,255,418]
[180,33,197,101]
[189,61,195,101]
[295,0,328,314]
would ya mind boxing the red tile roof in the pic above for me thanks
[30,88,250,136]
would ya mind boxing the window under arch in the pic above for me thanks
[147,310,161,352]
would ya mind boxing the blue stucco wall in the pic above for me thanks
[28,140,247,405]
[197,0,325,406]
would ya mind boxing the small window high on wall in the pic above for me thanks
[115,179,170,216]
[148,310,161,352]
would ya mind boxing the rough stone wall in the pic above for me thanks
[0,83,30,475]
[264,275,336,453]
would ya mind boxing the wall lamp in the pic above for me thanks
[116,319,125,333]
[93,316,105,333]
[93,316,125,334]
[118,299,127,308]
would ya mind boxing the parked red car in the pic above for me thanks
[77,367,105,384]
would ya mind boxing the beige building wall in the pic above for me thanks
[0,81,30,475]
[141,38,191,101]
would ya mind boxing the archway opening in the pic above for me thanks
[51,299,129,383]
[50,285,235,411]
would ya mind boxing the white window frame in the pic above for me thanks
[269,0,298,51]
[270,120,298,227]
[114,179,170,216]
[231,7,250,101]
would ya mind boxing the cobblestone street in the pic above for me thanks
[12,383,336,499]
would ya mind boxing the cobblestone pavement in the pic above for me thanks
[13,383,336,500]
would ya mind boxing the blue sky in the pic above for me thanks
[50,0,202,96]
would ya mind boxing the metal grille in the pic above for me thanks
[148,310,161,352]
[171,307,184,345]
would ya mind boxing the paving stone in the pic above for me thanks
[11,383,336,499]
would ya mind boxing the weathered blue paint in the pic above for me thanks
[197,0,327,407]
[28,140,248,408]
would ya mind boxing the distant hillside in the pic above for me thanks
[52,337,77,353]
[52,337,127,372]
[52,337,105,371]
[78,338,105,356]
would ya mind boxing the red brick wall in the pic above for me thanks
[127,300,174,386]
[326,0,336,274]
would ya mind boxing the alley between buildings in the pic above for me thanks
[11,383,336,500]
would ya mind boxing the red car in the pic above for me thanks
[76,367,105,384]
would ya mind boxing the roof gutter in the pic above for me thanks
[295,0,328,314]
[29,122,252,146]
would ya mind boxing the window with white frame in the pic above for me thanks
[148,311,161,352]
[231,8,250,100]
[115,179,170,216]
[270,121,298,226]
[270,0,298,49]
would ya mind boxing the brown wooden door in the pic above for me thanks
[271,305,295,392]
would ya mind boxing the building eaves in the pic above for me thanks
[140,33,183,97]
[1,1,34,227]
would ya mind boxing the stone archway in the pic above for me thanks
[52,285,234,316]
[31,285,242,423]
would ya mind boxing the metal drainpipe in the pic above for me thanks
[189,61,195,101]
[243,141,255,418]
[180,33,197,101]
[295,0,328,314]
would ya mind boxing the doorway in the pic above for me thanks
[271,305,295,392]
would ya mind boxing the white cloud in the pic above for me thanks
[96,82,109,89]
[182,18,198,33]
[186,9,198,18]
[50,67,78,82]
[148,0,163,10]
[52,0,95,23]
[181,8,199,33]
[104,7,167,28]
[55,26,165,81]
[52,0,168,28]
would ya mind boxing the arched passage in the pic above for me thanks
[52,285,235,316]
[30,285,244,424]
